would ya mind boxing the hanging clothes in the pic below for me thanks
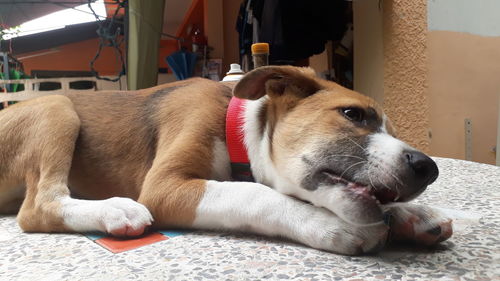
[236,0,348,66]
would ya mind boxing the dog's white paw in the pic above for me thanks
[303,209,389,255]
[99,197,154,236]
[62,196,154,236]
[384,203,453,245]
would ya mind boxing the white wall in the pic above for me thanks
[428,0,500,37]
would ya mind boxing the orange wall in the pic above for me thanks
[18,36,178,76]
[428,31,500,165]
[159,39,179,69]
[19,38,126,76]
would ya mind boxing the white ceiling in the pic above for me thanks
[0,0,193,38]
[0,0,90,27]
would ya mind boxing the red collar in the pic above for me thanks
[225,97,255,181]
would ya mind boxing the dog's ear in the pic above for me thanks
[233,66,321,100]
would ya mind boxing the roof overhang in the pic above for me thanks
[0,0,97,28]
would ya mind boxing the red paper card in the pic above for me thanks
[95,232,168,253]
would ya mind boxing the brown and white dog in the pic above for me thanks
[0,66,452,255]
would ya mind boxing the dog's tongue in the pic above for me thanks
[347,182,397,204]
[347,183,372,197]
[324,172,398,204]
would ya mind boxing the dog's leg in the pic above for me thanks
[140,176,389,255]
[0,95,81,232]
[383,203,453,245]
[59,196,153,236]
[285,186,453,247]
[1,96,153,236]
[197,180,392,255]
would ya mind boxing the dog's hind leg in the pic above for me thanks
[0,95,80,232]
[1,95,154,236]
[0,106,27,214]
[0,184,25,214]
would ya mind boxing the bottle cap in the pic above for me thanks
[251,43,269,54]
[226,63,244,75]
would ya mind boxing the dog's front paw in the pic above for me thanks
[384,203,453,246]
[100,197,154,237]
[304,209,389,255]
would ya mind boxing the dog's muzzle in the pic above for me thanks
[398,149,439,201]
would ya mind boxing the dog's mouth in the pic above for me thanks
[322,171,399,205]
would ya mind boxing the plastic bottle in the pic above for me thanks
[222,63,245,82]
[251,43,269,68]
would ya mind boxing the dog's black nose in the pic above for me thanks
[404,150,439,185]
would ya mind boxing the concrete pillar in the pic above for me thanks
[127,0,165,90]
[382,0,430,153]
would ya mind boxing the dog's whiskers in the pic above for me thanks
[367,171,377,191]
[376,177,393,193]
[324,154,366,161]
[343,136,368,153]
[384,169,405,187]
[338,161,367,181]
[374,162,405,199]
[374,171,402,201]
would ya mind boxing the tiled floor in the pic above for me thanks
[1,158,499,280]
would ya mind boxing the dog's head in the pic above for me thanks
[234,66,438,225]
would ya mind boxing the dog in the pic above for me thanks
[0,66,452,255]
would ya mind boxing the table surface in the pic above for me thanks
[0,157,499,281]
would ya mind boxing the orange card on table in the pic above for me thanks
[95,232,168,253]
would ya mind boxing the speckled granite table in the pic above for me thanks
[0,158,499,281]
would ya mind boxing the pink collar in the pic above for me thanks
[225,97,254,181]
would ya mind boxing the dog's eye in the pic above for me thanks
[341,107,365,122]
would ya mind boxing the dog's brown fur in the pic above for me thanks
[0,78,232,231]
